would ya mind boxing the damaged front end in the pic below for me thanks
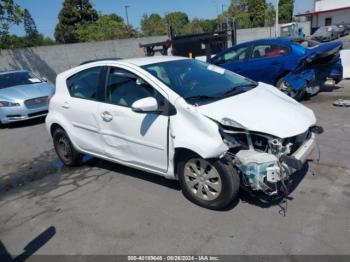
[219,122,321,196]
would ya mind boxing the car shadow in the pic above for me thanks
[0,226,56,262]
[0,117,46,129]
[85,157,181,191]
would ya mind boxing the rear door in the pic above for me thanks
[98,66,169,172]
[64,66,105,154]
[242,43,290,84]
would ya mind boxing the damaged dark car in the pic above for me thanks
[210,37,343,100]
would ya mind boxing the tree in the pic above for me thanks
[279,0,294,23]
[265,2,276,27]
[54,0,98,43]
[0,0,23,39]
[164,12,189,35]
[247,0,267,28]
[23,8,38,38]
[76,14,133,42]
[141,13,166,36]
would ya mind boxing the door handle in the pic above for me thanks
[271,62,281,65]
[101,111,113,122]
[62,102,70,109]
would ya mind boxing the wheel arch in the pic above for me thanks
[173,147,203,178]
[274,71,291,86]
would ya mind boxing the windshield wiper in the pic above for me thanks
[184,95,218,100]
[221,83,257,97]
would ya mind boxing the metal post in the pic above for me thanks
[124,5,130,26]
[275,0,279,37]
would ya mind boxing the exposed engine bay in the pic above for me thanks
[219,123,321,196]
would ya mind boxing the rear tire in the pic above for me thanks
[53,128,82,166]
[276,78,305,101]
[177,153,240,210]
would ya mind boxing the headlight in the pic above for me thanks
[220,118,245,129]
[0,101,20,107]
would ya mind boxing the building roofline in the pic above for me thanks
[296,6,350,17]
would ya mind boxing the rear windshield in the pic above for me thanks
[0,71,42,89]
[292,39,320,48]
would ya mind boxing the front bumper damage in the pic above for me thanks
[221,126,319,196]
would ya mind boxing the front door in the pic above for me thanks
[98,66,169,172]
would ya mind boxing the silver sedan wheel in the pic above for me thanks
[184,158,222,201]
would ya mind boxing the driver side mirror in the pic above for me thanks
[131,97,160,113]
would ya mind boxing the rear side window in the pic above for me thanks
[251,44,289,59]
[66,67,102,100]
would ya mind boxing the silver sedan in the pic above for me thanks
[0,70,55,124]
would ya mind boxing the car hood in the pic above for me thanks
[0,82,55,101]
[196,83,316,138]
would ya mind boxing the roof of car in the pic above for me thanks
[80,56,188,67]
[0,69,28,75]
[235,37,295,46]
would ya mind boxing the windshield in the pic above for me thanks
[0,71,42,89]
[142,59,257,104]
[314,27,331,35]
[292,39,320,48]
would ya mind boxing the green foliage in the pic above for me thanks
[23,8,38,38]
[247,0,267,27]
[164,12,190,35]
[54,0,98,43]
[279,0,294,23]
[0,34,56,49]
[141,13,166,36]
[265,2,276,27]
[76,14,135,42]
[0,0,23,38]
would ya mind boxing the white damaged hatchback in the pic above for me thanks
[46,56,321,209]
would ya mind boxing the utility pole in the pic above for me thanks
[124,5,130,26]
[275,0,279,37]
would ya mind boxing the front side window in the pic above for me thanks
[105,67,164,108]
[142,59,257,105]
[222,46,250,63]
[66,66,102,100]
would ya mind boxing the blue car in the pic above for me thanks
[210,38,343,100]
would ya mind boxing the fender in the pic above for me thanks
[171,98,228,159]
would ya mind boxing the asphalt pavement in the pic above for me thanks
[1,79,350,256]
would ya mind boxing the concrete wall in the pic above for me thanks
[315,0,350,12]
[0,22,311,83]
[237,21,311,43]
[0,36,167,83]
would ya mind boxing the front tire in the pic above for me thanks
[177,154,240,210]
[53,128,82,166]
[276,78,305,101]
